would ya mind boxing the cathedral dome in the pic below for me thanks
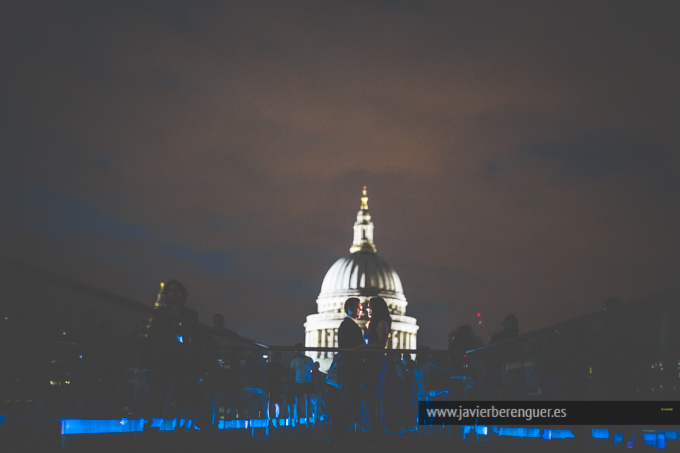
[305,187,418,370]
[319,251,404,298]
[313,187,409,315]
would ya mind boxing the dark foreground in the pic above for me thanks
[3,424,672,453]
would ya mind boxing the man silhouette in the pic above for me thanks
[330,297,365,441]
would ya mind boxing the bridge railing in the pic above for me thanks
[0,258,430,431]
[463,287,680,402]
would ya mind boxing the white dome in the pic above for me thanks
[305,188,418,371]
[319,251,405,299]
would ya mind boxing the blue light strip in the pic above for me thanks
[591,428,609,439]
[60,416,323,434]
[462,425,488,435]
[61,419,145,435]
[496,427,541,438]
[544,429,575,439]
[61,418,659,445]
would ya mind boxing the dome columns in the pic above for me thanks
[305,312,419,371]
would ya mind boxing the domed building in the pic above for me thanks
[304,188,419,370]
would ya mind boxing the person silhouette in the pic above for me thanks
[329,298,365,441]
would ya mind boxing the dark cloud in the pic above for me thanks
[520,133,662,179]
[2,1,679,348]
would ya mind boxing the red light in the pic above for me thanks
[477,313,481,317]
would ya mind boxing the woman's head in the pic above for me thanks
[368,297,392,327]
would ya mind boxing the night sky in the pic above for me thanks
[2,1,679,348]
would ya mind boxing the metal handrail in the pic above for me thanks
[1,256,268,349]
[465,285,680,355]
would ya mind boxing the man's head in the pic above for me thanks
[272,351,282,363]
[344,297,361,319]
[163,280,188,309]
[295,342,305,356]
[212,313,225,330]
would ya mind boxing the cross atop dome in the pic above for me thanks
[350,186,377,253]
